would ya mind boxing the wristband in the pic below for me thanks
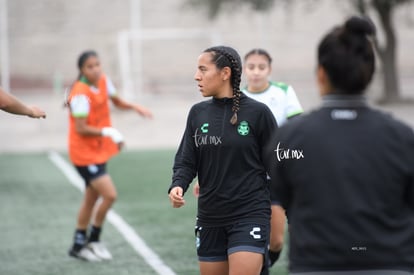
[101,127,124,143]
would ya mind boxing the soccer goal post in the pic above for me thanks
[0,0,10,92]
[117,28,221,100]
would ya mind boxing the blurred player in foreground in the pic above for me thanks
[267,16,414,275]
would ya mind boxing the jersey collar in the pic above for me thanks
[213,93,246,104]
[322,94,368,108]
[243,81,271,94]
[80,75,100,93]
[80,75,91,85]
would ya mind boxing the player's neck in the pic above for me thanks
[247,82,270,93]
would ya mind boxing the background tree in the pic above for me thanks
[187,0,413,103]
[352,0,412,103]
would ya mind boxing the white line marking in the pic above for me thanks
[48,151,176,275]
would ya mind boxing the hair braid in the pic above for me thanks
[204,46,242,125]
[227,53,241,125]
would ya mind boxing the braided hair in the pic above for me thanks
[203,46,242,125]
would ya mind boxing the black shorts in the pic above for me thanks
[75,163,107,187]
[195,220,269,262]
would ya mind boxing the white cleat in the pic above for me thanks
[87,242,113,260]
[69,247,102,262]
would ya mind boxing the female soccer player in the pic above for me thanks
[243,48,303,125]
[0,87,46,118]
[193,48,302,269]
[267,16,414,274]
[169,46,277,275]
[67,50,152,261]
[243,48,303,267]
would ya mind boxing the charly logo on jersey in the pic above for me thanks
[237,121,250,136]
[193,123,223,147]
[249,227,261,239]
[201,123,209,133]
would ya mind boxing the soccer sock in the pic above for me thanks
[72,229,87,252]
[88,225,102,243]
[269,250,281,267]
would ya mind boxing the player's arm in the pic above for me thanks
[168,107,198,207]
[104,76,152,118]
[264,135,291,211]
[0,87,46,118]
[70,94,99,136]
[260,105,292,209]
[73,117,102,136]
[73,117,123,150]
[193,181,200,198]
[70,94,123,145]
[110,95,153,118]
[285,85,303,120]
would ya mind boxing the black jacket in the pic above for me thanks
[170,94,278,226]
[267,95,414,272]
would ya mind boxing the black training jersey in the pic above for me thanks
[266,95,414,272]
[170,94,278,226]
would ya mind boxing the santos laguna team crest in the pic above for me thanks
[237,121,250,136]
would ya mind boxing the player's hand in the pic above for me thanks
[28,106,46,119]
[169,186,185,208]
[102,127,124,149]
[134,105,153,119]
[193,181,200,198]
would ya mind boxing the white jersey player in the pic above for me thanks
[243,48,303,272]
[243,49,303,126]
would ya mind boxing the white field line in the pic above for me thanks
[48,151,176,275]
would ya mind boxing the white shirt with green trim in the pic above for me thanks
[70,77,117,118]
[242,81,303,126]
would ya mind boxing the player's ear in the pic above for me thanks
[316,65,331,96]
[221,67,231,81]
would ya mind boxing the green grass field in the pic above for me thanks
[0,150,288,275]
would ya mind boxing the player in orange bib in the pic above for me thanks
[67,50,152,261]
